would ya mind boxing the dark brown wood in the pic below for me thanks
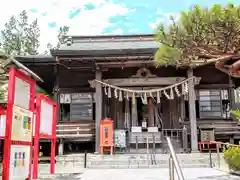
[58,87,93,93]
[125,100,130,129]
[148,98,154,127]
[53,65,60,122]
[131,101,138,126]
[196,84,233,89]
[59,55,153,61]
[188,69,198,152]
[103,77,186,86]
[95,70,102,153]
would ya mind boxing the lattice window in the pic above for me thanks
[234,88,240,103]
[197,89,230,118]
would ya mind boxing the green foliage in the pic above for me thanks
[57,26,70,48]
[231,109,240,120]
[0,53,11,103]
[223,146,240,170]
[155,4,240,66]
[0,10,40,56]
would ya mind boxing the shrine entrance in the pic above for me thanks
[89,70,197,153]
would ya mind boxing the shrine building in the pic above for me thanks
[15,34,240,155]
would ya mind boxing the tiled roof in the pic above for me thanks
[59,39,159,51]
[54,34,159,54]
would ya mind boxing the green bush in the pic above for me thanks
[231,109,240,120]
[223,146,240,171]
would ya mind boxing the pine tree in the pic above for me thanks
[0,10,40,55]
[57,26,70,48]
[155,4,240,68]
[45,26,70,53]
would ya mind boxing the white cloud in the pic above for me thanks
[148,18,166,29]
[149,11,180,30]
[0,0,130,53]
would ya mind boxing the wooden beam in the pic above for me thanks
[58,87,93,93]
[187,69,198,152]
[103,77,186,87]
[96,63,154,68]
[196,84,233,89]
[58,55,153,61]
[96,60,154,66]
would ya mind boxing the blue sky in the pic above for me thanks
[0,0,238,52]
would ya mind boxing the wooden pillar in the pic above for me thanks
[53,64,60,121]
[154,104,159,127]
[131,101,138,126]
[95,69,102,153]
[229,77,235,109]
[53,64,63,155]
[187,69,198,152]
[180,96,185,123]
[148,98,154,127]
[116,101,121,128]
[119,101,124,129]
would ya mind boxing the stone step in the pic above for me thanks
[56,153,217,160]
[56,153,218,169]
[85,164,210,169]
[55,161,211,169]
[56,155,217,162]
[36,173,83,180]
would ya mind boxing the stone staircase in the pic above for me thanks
[56,153,218,169]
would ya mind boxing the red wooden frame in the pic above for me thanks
[199,141,218,152]
[32,93,57,179]
[2,67,36,180]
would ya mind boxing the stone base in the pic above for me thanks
[190,150,200,153]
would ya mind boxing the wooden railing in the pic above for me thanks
[162,129,183,142]
[56,121,95,141]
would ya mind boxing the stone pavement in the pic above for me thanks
[79,168,239,180]
[37,168,239,180]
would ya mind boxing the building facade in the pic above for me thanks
[17,34,240,155]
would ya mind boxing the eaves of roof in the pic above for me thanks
[14,55,55,63]
[51,48,157,57]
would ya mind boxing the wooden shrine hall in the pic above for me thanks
[16,34,240,155]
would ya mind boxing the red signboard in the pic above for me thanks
[32,93,57,179]
[2,67,36,180]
